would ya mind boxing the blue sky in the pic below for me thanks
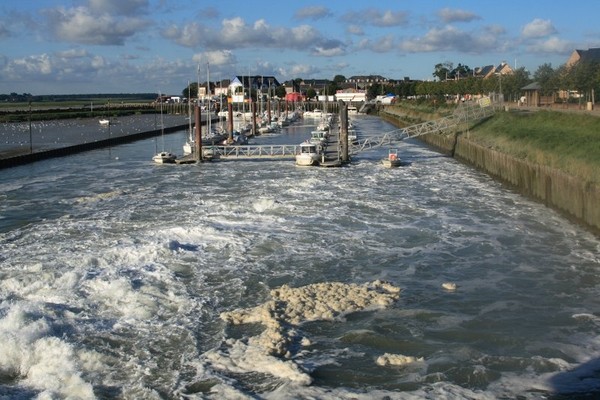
[1,0,599,95]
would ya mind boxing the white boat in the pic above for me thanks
[295,142,322,166]
[152,151,176,164]
[99,118,110,126]
[316,118,331,131]
[310,130,328,146]
[347,106,358,115]
[183,83,195,156]
[303,108,324,118]
[153,91,176,164]
[202,147,221,161]
[381,148,401,168]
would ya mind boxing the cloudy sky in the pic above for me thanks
[1,0,598,95]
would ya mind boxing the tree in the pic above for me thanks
[450,63,472,80]
[333,74,346,84]
[275,86,287,98]
[326,81,338,96]
[182,82,199,99]
[501,67,531,102]
[433,62,453,81]
[565,61,599,104]
[367,83,383,99]
[533,63,557,96]
[306,87,317,100]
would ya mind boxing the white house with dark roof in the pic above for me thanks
[228,76,280,103]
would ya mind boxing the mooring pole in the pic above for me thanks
[227,101,234,143]
[339,100,349,163]
[195,105,203,162]
[251,101,257,136]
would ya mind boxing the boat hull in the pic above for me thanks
[153,152,176,164]
[381,159,402,168]
[295,154,319,166]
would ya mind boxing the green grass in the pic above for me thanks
[470,110,600,184]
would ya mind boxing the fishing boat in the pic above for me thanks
[295,141,322,166]
[310,130,328,146]
[381,148,401,168]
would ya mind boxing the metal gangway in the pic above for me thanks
[203,97,502,159]
[203,144,300,159]
[349,96,502,154]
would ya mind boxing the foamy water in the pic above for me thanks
[0,115,599,399]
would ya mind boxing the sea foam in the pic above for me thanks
[205,280,401,386]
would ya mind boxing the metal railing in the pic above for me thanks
[202,144,300,159]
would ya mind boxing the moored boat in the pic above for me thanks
[381,148,401,168]
[152,151,176,164]
[310,130,328,146]
[303,108,324,118]
[295,141,322,166]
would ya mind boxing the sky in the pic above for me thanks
[1,0,599,96]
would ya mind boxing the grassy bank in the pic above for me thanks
[468,110,600,184]
[381,100,455,126]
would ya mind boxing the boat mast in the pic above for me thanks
[187,80,192,141]
[207,62,211,136]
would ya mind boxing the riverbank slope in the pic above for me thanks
[380,103,600,235]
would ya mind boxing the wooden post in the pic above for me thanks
[227,101,234,142]
[339,101,349,163]
[195,105,203,161]
[251,101,257,136]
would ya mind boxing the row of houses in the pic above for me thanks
[168,47,600,106]
[192,63,513,103]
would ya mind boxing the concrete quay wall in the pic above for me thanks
[453,137,600,233]
[0,124,187,170]
[381,110,600,234]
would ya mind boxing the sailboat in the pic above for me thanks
[99,100,110,125]
[153,91,177,164]
[183,81,195,156]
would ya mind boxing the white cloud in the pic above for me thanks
[357,35,396,53]
[192,50,236,66]
[56,49,89,59]
[347,25,364,36]
[526,37,572,53]
[43,5,151,45]
[437,8,480,23]
[342,9,408,27]
[294,6,332,21]
[399,25,500,54]
[9,54,53,76]
[278,63,319,79]
[88,0,149,16]
[522,18,557,39]
[163,17,345,57]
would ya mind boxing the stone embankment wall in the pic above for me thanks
[381,107,600,234]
